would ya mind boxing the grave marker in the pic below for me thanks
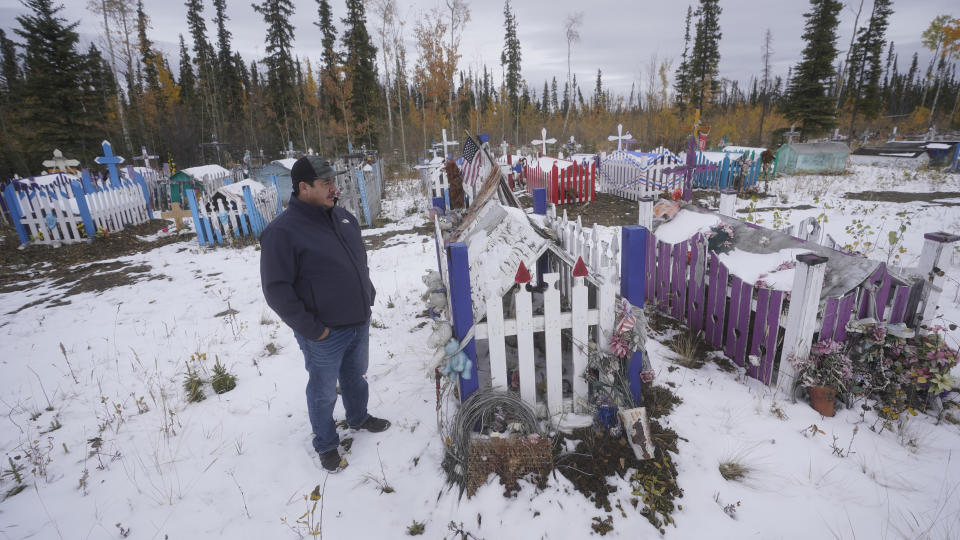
[94,140,124,188]
[607,124,634,151]
[531,127,556,156]
[42,149,79,173]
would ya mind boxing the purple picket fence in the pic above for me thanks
[639,227,921,386]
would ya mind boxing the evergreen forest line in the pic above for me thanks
[0,0,958,180]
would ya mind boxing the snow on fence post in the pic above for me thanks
[918,232,960,324]
[621,225,648,405]
[447,242,479,402]
[779,253,829,387]
[533,187,547,215]
[719,189,737,217]
[637,196,654,230]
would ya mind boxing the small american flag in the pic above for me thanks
[460,136,483,187]
[616,298,636,335]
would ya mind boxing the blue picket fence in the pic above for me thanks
[2,166,153,246]
[690,152,763,190]
[184,175,281,247]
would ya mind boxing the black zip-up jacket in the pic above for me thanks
[260,195,375,340]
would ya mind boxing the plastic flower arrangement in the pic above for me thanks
[585,299,651,409]
[707,223,735,254]
[790,339,853,392]
[846,319,958,412]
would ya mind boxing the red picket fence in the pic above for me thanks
[525,160,596,205]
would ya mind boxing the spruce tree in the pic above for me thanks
[213,0,242,140]
[342,0,380,148]
[845,0,893,138]
[688,0,722,112]
[253,0,296,147]
[0,29,20,95]
[315,0,338,119]
[783,0,843,140]
[14,0,92,169]
[501,0,521,140]
[136,0,158,93]
[178,34,196,106]
[674,5,694,113]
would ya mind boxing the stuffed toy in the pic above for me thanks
[439,338,472,380]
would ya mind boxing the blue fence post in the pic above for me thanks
[447,242,479,401]
[621,225,648,406]
[3,184,28,244]
[80,169,96,193]
[224,176,233,185]
[70,181,96,240]
[241,186,256,237]
[432,196,445,214]
[185,188,207,246]
[356,168,371,226]
[533,187,547,215]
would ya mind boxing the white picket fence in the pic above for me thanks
[189,182,281,246]
[599,150,684,201]
[435,206,619,417]
[5,178,149,246]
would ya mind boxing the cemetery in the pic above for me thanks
[3,0,960,536]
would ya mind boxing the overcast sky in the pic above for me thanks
[0,0,956,97]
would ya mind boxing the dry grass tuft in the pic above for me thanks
[718,460,751,482]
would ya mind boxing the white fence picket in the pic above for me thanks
[542,272,563,415]
[485,293,508,391]
[515,285,536,407]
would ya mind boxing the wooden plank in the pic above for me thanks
[515,285,536,408]
[859,264,886,319]
[486,294,508,391]
[834,292,857,342]
[543,272,563,415]
[670,241,684,320]
[733,281,753,366]
[687,234,706,332]
[646,228,657,304]
[820,297,840,342]
[888,285,911,324]
[571,276,588,412]
[725,276,744,364]
[876,268,892,321]
[657,240,671,312]
[759,290,783,384]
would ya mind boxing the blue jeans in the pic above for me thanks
[294,322,370,454]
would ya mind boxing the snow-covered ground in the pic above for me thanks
[2,167,960,539]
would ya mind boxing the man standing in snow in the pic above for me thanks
[260,156,390,473]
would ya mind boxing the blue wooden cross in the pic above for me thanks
[664,135,717,201]
[94,140,125,188]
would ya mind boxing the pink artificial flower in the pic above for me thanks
[610,334,630,358]
[640,370,655,383]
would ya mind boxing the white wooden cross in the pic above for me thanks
[427,146,440,160]
[607,124,634,151]
[531,127,556,156]
[500,139,510,158]
[42,149,79,172]
[132,145,159,169]
[441,128,458,158]
[785,125,801,144]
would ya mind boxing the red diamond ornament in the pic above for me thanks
[572,256,589,277]
[515,261,531,284]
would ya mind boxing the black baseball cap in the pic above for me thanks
[291,156,346,185]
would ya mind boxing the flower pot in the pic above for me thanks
[808,386,836,417]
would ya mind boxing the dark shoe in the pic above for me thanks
[354,415,391,433]
[319,449,347,472]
